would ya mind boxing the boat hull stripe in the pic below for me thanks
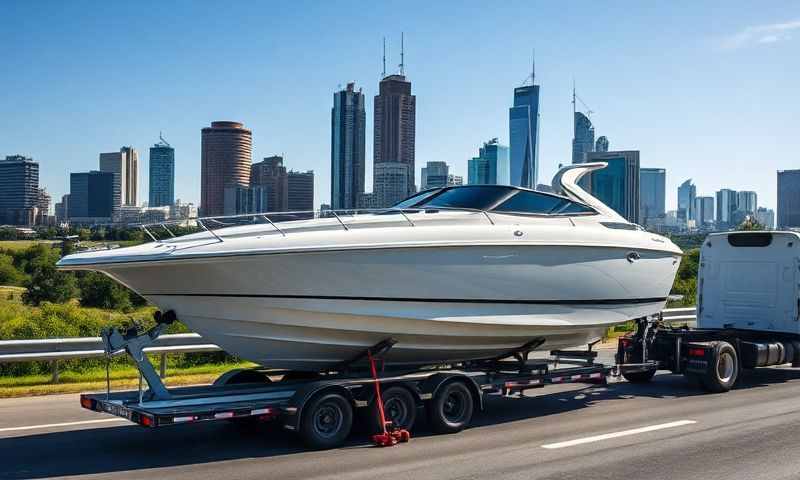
[141,293,667,306]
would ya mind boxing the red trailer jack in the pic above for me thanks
[367,350,411,447]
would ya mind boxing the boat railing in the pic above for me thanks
[137,206,496,243]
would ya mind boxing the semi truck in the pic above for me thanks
[618,231,800,392]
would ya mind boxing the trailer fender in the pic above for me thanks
[283,382,357,431]
[417,373,484,412]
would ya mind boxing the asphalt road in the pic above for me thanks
[4,363,800,480]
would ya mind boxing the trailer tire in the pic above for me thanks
[701,342,738,393]
[427,380,474,434]
[299,392,353,450]
[622,369,656,383]
[361,386,417,434]
[213,368,272,387]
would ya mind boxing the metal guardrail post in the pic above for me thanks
[51,360,59,384]
[159,353,167,379]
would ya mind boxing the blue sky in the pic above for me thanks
[2,1,798,211]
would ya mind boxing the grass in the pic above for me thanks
[0,240,58,251]
[0,361,257,398]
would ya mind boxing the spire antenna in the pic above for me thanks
[382,37,386,78]
[531,48,535,84]
[399,32,405,75]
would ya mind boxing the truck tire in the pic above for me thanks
[299,392,353,450]
[622,368,656,383]
[701,341,738,393]
[361,386,417,434]
[427,380,474,434]
[213,369,273,425]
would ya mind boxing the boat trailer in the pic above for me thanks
[80,311,612,450]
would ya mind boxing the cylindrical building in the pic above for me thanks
[201,121,252,216]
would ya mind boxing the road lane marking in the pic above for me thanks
[541,420,697,449]
[0,418,126,433]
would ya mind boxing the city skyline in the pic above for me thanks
[2,2,798,212]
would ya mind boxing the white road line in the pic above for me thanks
[541,420,697,449]
[0,418,126,433]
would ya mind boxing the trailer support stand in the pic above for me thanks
[101,322,172,401]
[364,342,410,447]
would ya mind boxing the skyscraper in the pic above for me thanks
[583,151,640,223]
[0,155,39,225]
[68,171,120,223]
[148,134,175,207]
[736,191,757,215]
[639,168,666,225]
[55,194,70,222]
[695,196,715,227]
[509,66,540,188]
[572,112,595,164]
[595,136,609,153]
[716,188,738,227]
[201,121,252,216]
[373,162,409,208]
[677,179,696,224]
[374,74,416,199]
[778,170,800,228]
[331,82,366,210]
[467,139,510,185]
[99,147,138,206]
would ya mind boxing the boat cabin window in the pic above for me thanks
[493,190,595,215]
[414,186,513,210]
[391,189,442,209]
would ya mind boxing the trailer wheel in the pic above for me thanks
[622,368,656,383]
[702,342,739,393]
[362,386,417,434]
[427,380,474,434]
[213,368,272,387]
[299,392,353,450]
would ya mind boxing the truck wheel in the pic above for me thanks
[213,369,272,425]
[701,342,738,393]
[622,368,656,383]
[427,380,474,434]
[362,386,417,434]
[299,392,353,450]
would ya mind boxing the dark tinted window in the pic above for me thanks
[421,186,512,210]
[493,190,595,215]
[727,233,772,247]
[391,189,442,209]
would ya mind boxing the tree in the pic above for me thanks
[0,254,24,286]
[23,264,79,305]
[737,216,765,231]
[78,272,133,311]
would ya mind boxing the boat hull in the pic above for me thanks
[96,245,679,370]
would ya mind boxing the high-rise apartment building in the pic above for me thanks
[148,135,175,207]
[583,151,640,223]
[639,168,666,225]
[677,179,696,224]
[331,82,366,210]
[509,77,540,188]
[288,170,314,212]
[0,155,39,225]
[374,74,416,199]
[778,170,800,228]
[468,139,510,185]
[736,191,757,215]
[99,147,138,206]
[572,112,595,164]
[201,121,252,216]
[695,196,715,227]
[55,194,70,222]
[716,188,738,227]
[68,171,120,223]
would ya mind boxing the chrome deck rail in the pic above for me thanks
[138,207,496,244]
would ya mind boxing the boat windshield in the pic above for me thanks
[391,185,596,216]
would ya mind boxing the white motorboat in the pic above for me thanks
[57,163,682,371]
